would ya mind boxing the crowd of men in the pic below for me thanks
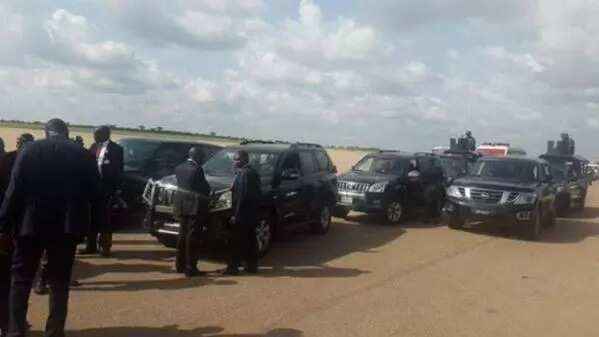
[0,119,262,337]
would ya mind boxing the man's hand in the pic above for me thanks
[0,233,14,255]
[230,216,237,225]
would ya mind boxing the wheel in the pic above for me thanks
[332,206,350,219]
[385,200,404,225]
[311,205,332,234]
[525,207,542,241]
[256,214,275,257]
[447,215,464,229]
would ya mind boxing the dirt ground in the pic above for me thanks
[15,184,599,336]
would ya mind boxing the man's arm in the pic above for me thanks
[85,151,107,233]
[231,171,247,222]
[0,148,28,235]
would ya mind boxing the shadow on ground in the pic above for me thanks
[30,326,302,337]
[559,207,599,220]
[456,217,599,244]
[344,212,444,229]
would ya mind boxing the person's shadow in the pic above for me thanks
[29,326,303,337]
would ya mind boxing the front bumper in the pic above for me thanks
[444,198,536,225]
[336,191,387,213]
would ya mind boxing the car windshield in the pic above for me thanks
[118,139,161,171]
[439,157,469,178]
[471,160,538,182]
[203,149,280,178]
[353,156,410,175]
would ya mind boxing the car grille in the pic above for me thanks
[470,189,503,204]
[156,186,176,206]
[338,181,370,193]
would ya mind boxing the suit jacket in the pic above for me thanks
[173,160,210,217]
[90,141,124,193]
[0,138,105,239]
[232,165,262,224]
[0,151,17,205]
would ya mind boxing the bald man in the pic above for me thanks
[173,146,210,277]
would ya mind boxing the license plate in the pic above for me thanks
[472,209,491,216]
[341,195,353,204]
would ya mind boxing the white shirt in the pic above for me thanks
[97,141,110,175]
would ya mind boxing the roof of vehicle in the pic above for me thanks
[365,150,436,158]
[222,140,325,153]
[479,156,546,164]
[539,153,589,163]
[117,137,222,147]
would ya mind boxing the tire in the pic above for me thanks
[256,214,275,258]
[525,207,542,241]
[447,215,464,229]
[311,205,332,235]
[332,206,350,219]
[385,200,404,225]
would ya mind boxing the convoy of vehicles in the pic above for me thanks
[143,141,338,257]
[444,156,557,240]
[335,151,445,224]
[136,131,591,255]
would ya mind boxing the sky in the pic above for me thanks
[1,0,599,157]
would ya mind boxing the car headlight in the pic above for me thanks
[514,192,537,205]
[446,185,464,199]
[368,182,388,193]
[212,190,232,210]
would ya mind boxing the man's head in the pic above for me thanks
[16,133,34,150]
[233,150,249,169]
[465,130,472,137]
[74,135,84,147]
[188,146,204,164]
[94,125,111,143]
[45,118,69,139]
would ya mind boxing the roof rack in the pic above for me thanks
[291,142,323,149]
[239,139,323,149]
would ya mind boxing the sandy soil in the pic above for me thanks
[13,183,599,337]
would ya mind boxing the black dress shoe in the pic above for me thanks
[184,269,206,277]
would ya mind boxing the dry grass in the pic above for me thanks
[0,126,367,173]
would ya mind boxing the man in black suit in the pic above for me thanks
[80,126,123,257]
[0,134,34,336]
[224,150,262,275]
[0,119,103,337]
[173,147,210,277]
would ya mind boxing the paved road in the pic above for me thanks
[25,185,599,337]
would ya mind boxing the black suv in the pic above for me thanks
[118,138,222,215]
[143,141,338,257]
[539,154,589,215]
[335,151,445,224]
[444,157,557,240]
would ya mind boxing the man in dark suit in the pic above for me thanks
[0,134,34,336]
[173,147,210,277]
[79,125,123,257]
[0,119,103,337]
[224,150,262,275]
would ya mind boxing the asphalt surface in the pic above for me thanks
[24,184,599,337]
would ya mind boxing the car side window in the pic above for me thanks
[281,152,302,175]
[152,144,184,177]
[299,151,317,175]
[314,150,332,172]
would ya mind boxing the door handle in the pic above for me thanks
[285,191,299,197]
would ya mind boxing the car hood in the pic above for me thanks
[158,174,272,193]
[453,176,537,193]
[338,171,401,184]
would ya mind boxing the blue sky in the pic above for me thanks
[1,1,599,158]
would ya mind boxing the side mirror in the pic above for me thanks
[281,168,300,180]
